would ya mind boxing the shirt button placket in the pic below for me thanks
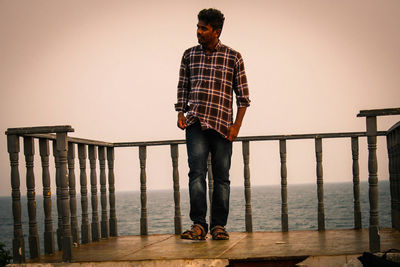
[207,56,211,87]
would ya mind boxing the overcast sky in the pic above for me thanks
[0,0,399,197]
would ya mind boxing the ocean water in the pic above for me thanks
[0,181,392,258]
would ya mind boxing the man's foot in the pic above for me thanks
[211,225,229,240]
[181,224,207,240]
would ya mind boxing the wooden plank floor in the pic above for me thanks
[23,228,400,264]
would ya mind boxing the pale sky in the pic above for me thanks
[0,0,399,196]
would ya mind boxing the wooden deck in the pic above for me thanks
[11,228,400,266]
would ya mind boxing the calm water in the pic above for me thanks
[0,181,391,257]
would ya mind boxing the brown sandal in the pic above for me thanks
[211,226,229,240]
[181,224,207,240]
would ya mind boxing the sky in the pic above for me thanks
[0,0,399,197]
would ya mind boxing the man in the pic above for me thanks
[175,8,250,240]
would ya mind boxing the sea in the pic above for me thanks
[0,181,392,258]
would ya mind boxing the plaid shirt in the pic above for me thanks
[175,41,250,138]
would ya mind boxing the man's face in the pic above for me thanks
[197,20,220,46]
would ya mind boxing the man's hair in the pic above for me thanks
[198,8,225,31]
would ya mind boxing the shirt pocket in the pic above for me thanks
[211,66,229,92]
[212,65,227,81]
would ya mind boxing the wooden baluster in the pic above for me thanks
[366,116,380,252]
[78,144,90,243]
[99,146,109,239]
[107,147,118,236]
[389,129,400,231]
[39,139,55,254]
[24,137,40,258]
[89,145,100,242]
[57,133,72,261]
[207,153,214,226]
[280,139,289,232]
[139,146,148,235]
[52,140,63,250]
[315,138,325,231]
[394,129,400,231]
[242,141,253,232]
[396,128,400,231]
[8,135,25,263]
[387,132,396,229]
[68,143,79,246]
[170,144,182,235]
[352,137,362,229]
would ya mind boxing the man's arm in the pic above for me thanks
[227,106,247,141]
[227,52,250,141]
[175,52,190,130]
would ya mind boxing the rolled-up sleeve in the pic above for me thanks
[234,53,251,108]
[174,51,190,112]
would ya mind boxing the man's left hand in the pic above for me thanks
[227,124,240,142]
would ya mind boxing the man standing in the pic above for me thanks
[175,8,250,240]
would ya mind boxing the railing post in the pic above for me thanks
[24,136,40,258]
[242,141,253,232]
[39,138,55,255]
[207,153,214,225]
[387,132,394,228]
[57,132,72,261]
[366,116,380,252]
[395,128,400,231]
[99,146,110,239]
[78,144,91,243]
[351,137,362,229]
[387,127,400,231]
[107,147,118,236]
[315,138,325,231]
[357,108,400,251]
[88,145,100,242]
[8,135,25,263]
[170,144,182,235]
[52,140,63,250]
[68,142,79,246]
[280,139,288,232]
[139,146,148,235]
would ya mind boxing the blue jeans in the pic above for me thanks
[186,121,232,233]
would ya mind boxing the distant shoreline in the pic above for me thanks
[0,180,389,197]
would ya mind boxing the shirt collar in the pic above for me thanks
[201,40,222,53]
[215,40,222,51]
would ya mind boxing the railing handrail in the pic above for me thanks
[5,125,74,135]
[6,126,387,148]
[23,133,114,147]
[357,107,400,117]
[388,121,400,133]
[114,131,387,147]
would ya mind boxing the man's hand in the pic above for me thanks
[227,107,247,141]
[177,112,187,130]
[227,124,240,142]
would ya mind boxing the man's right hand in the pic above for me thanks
[177,112,187,130]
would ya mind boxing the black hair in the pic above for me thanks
[198,8,225,31]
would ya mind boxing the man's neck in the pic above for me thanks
[203,39,219,55]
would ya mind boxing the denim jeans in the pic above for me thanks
[186,121,232,233]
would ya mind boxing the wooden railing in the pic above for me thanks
[5,108,400,262]
[6,127,117,262]
[387,121,400,232]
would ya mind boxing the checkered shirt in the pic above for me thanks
[175,41,250,138]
